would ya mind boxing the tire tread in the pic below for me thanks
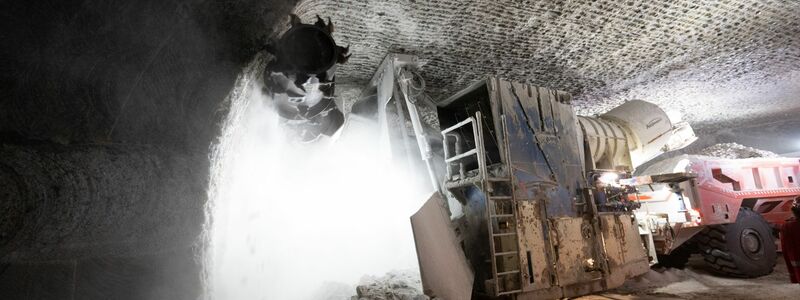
[695,207,775,278]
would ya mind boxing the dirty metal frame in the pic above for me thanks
[581,177,613,276]
[497,114,528,295]
[440,111,527,296]
[425,78,651,299]
[367,54,672,298]
[363,53,441,192]
[441,116,481,181]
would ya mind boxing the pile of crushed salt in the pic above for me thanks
[695,142,780,159]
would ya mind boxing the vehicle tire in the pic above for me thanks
[656,245,692,269]
[696,207,776,277]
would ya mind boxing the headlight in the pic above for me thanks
[598,172,619,185]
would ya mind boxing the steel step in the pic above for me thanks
[497,289,522,296]
[445,148,478,163]
[492,232,517,237]
[487,177,510,182]
[497,270,521,276]
[443,179,481,189]
[490,214,514,218]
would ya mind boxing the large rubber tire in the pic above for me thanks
[656,245,692,269]
[696,207,776,277]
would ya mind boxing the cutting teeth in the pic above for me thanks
[289,14,302,27]
[326,17,334,33]
[336,45,351,63]
[314,14,326,29]
[338,53,352,64]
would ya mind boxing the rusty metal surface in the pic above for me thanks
[493,78,585,217]
[551,218,603,286]
[429,77,651,299]
[516,201,553,291]
[597,213,651,292]
[490,77,649,298]
[410,193,474,300]
[669,225,704,253]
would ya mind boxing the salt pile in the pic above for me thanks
[353,270,428,300]
[616,267,689,293]
[696,142,780,159]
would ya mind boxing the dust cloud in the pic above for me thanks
[201,55,429,299]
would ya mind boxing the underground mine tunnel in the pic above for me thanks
[2,0,800,299]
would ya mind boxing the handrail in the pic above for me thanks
[440,112,486,182]
[445,149,478,163]
[475,111,487,182]
[442,116,480,180]
[441,117,475,135]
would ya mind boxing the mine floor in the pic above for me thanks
[580,255,800,300]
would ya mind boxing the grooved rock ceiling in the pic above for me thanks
[295,0,800,147]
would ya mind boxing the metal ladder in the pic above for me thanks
[486,176,523,296]
[441,112,523,296]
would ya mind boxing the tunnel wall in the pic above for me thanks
[0,143,206,261]
[1,0,299,299]
[1,0,299,149]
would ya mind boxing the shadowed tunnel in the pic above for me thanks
[1,0,297,298]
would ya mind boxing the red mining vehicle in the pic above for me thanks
[634,155,800,276]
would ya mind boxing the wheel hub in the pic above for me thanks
[740,228,763,259]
